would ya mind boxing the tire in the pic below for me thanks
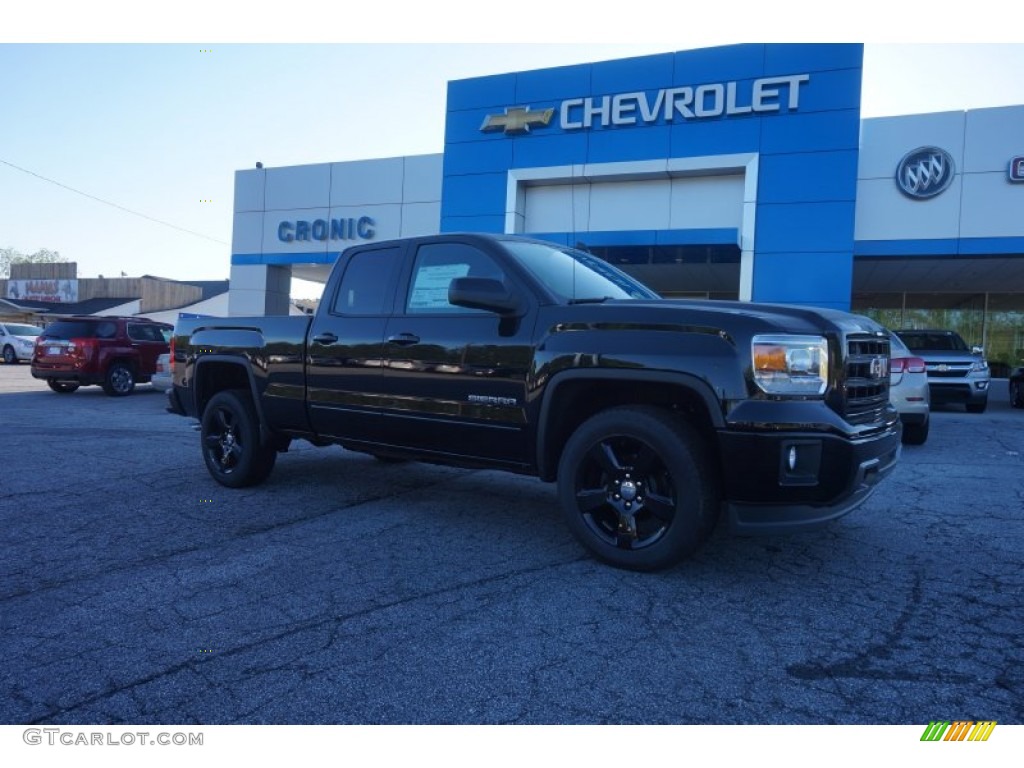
[201,389,277,488]
[2,346,15,365]
[102,362,136,396]
[47,380,80,394]
[902,418,929,446]
[557,405,719,572]
[965,399,987,414]
[1011,381,1024,409]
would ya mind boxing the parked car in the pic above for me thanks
[888,332,930,444]
[151,352,172,392]
[893,329,990,413]
[31,316,172,396]
[1011,366,1024,409]
[0,322,42,364]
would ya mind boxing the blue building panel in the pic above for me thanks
[854,239,961,257]
[441,173,508,218]
[655,229,738,246]
[514,62,592,103]
[756,202,857,254]
[753,251,854,309]
[447,73,518,111]
[524,229,739,247]
[442,140,514,177]
[232,252,336,266]
[958,237,1024,255]
[672,44,766,83]
[757,151,860,204]
[586,125,672,164]
[668,116,762,158]
[764,43,863,77]
[440,214,506,234]
[760,109,861,154]
[796,68,863,113]
[441,43,865,310]
[590,53,675,96]
[511,131,589,168]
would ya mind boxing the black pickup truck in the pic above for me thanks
[168,233,901,571]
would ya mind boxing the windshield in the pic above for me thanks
[502,240,658,302]
[4,324,42,336]
[897,331,968,352]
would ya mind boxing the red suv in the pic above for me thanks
[31,316,172,396]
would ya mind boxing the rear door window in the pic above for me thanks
[42,321,100,340]
[128,323,165,342]
[330,247,403,316]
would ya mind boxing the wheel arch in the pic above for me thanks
[536,369,725,482]
[192,357,271,441]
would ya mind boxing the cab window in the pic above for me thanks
[405,243,505,314]
[331,247,403,316]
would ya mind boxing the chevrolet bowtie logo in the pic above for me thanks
[480,106,555,134]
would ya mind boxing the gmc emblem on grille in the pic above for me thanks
[870,356,888,379]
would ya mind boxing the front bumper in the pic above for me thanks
[928,379,989,405]
[718,400,902,535]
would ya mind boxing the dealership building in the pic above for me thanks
[228,43,1024,372]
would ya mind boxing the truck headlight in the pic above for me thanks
[971,360,988,372]
[752,335,829,396]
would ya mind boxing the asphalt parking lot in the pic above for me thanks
[1,362,1021,725]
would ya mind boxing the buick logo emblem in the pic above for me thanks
[896,146,955,199]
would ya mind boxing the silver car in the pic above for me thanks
[0,322,42,364]
[894,329,990,413]
[151,352,172,392]
[889,332,930,445]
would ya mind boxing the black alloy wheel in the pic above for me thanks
[200,389,277,488]
[2,346,15,365]
[557,406,718,571]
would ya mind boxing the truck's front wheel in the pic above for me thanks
[557,406,719,571]
[201,389,277,488]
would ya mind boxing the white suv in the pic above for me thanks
[0,322,42,364]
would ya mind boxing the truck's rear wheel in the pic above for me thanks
[557,406,719,571]
[201,389,277,488]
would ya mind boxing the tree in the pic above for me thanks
[0,247,67,278]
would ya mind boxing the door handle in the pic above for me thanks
[387,333,420,346]
[312,332,338,345]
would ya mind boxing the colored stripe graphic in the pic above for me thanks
[968,721,997,741]
[921,721,950,741]
[944,721,973,741]
[920,720,996,742]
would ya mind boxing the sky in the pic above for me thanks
[1,3,1022,299]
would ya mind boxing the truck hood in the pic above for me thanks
[593,298,888,338]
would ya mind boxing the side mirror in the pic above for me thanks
[971,345,984,355]
[449,277,521,316]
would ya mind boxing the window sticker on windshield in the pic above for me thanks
[408,263,470,310]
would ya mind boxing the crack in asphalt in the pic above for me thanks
[784,570,975,685]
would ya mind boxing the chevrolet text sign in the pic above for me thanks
[481,74,811,134]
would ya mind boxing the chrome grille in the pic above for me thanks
[844,336,891,426]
